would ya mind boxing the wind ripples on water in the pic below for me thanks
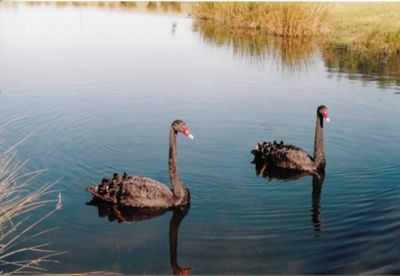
[1,3,400,275]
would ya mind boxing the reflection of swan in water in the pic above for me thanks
[310,172,324,233]
[86,199,192,275]
[85,120,194,208]
[251,156,325,233]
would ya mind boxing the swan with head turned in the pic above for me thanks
[85,119,194,208]
[252,105,330,173]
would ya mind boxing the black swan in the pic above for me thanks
[251,105,329,173]
[85,119,194,208]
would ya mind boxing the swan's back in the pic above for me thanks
[119,176,175,208]
[85,173,176,208]
[252,141,316,172]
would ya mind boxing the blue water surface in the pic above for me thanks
[0,3,399,275]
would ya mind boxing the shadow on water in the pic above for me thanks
[86,199,192,275]
[251,156,325,234]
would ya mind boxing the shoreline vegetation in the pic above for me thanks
[191,2,400,55]
[189,2,400,87]
[0,123,63,274]
[192,2,331,37]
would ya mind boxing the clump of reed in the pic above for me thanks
[191,2,332,37]
[0,123,63,274]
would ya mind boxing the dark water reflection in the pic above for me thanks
[87,199,191,275]
[251,157,325,234]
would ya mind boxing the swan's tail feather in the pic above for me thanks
[85,172,133,204]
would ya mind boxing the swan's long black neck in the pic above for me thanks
[169,128,188,201]
[313,113,326,170]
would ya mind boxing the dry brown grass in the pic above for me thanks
[330,2,400,54]
[191,2,400,54]
[191,2,331,37]
[0,123,64,274]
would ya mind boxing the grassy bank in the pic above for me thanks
[191,2,331,37]
[330,2,400,54]
[191,2,400,54]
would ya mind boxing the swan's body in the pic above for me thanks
[85,120,193,208]
[252,105,329,173]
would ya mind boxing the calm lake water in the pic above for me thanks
[1,3,400,275]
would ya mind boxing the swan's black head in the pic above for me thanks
[172,120,194,139]
[317,105,329,128]
[317,105,330,122]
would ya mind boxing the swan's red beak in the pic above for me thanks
[323,110,330,122]
[182,125,194,139]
